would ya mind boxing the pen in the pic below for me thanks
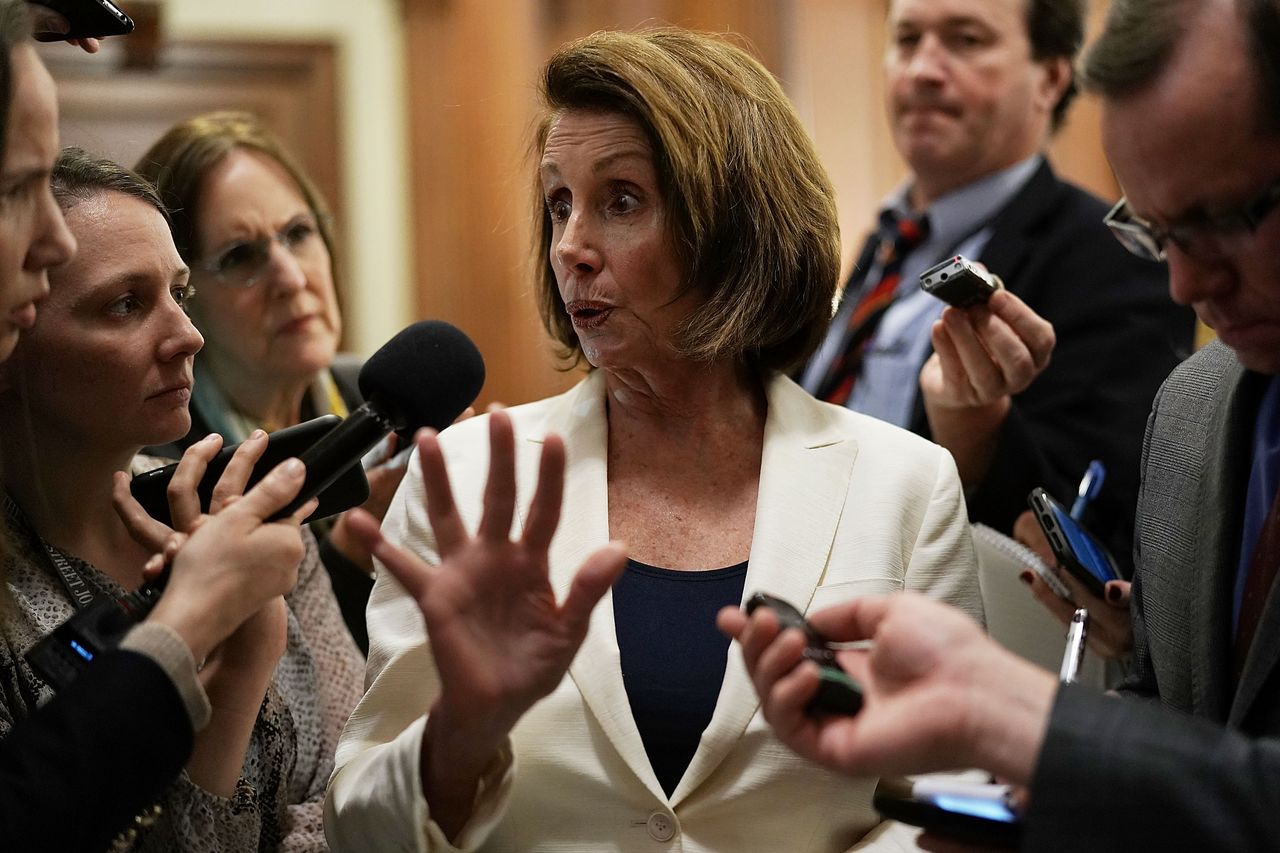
[1059,608,1089,684]
[1070,460,1106,520]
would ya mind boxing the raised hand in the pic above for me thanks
[342,410,626,838]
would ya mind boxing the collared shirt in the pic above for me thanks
[1233,375,1280,634]
[802,154,1042,427]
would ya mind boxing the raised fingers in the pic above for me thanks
[417,429,467,555]
[523,433,566,552]
[559,542,628,641]
[477,410,518,542]
[347,506,437,603]
[210,430,269,514]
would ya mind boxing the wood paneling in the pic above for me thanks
[38,37,349,333]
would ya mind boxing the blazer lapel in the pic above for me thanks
[524,372,667,800]
[1192,364,1252,722]
[670,375,859,805]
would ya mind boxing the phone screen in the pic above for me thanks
[1044,499,1120,585]
[927,793,1018,823]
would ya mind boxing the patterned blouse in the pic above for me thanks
[0,501,365,851]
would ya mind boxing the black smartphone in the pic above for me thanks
[920,254,1002,308]
[130,415,370,527]
[1027,487,1122,599]
[873,778,1021,849]
[744,592,863,716]
[28,0,134,41]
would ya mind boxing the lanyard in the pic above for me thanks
[1,491,103,610]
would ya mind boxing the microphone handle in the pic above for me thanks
[269,403,395,521]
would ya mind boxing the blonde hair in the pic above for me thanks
[532,28,841,373]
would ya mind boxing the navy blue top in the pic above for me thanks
[612,558,748,797]
[1234,376,1280,633]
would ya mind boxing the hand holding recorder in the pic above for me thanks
[719,591,1055,783]
[918,267,1056,486]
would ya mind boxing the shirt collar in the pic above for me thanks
[882,154,1043,250]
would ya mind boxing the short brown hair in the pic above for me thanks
[1083,0,1280,132]
[134,111,339,277]
[1026,0,1086,130]
[52,146,171,224]
[532,28,841,373]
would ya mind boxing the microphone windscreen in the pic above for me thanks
[358,320,486,435]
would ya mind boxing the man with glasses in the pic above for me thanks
[799,0,1193,570]
[727,0,1280,847]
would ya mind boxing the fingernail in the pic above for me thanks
[1019,571,1033,586]
[281,458,304,476]
[251,429,266,440]
[1106,585,1122,603]
[202,433,220,443]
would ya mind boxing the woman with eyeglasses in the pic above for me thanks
[137,114,396,652]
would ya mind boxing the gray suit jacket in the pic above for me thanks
[1023,342,1280,850]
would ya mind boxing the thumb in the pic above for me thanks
[560,542,627,640]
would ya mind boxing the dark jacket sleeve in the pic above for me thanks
[1023,684,1280,852]
[0,650,193,853]
[959,170,1196,568]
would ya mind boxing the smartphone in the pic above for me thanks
[28,0,134,41]
[130,415,370,527]
[873,778,1021,849]
[744,592,863,716]
[920,255,1002,308]
[1027,487,1122,599]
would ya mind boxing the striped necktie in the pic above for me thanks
[816,212,930,406]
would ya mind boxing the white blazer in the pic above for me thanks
[326,371,983,852]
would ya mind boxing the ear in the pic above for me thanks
[1035,55,1075,117]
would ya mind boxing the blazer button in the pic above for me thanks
[646,811,676,842]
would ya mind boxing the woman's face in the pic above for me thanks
[0,46,76,363]
[190,147,341,392]
[2,191,202,451]
[540,110,692,371]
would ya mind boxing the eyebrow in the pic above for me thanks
[540,147,652,180]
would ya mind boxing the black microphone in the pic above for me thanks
[271,319,485,520]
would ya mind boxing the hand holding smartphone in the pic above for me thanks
[1027,487,1122,599]
[920,254,1003,308]
[130,416,370,527]
[873,777,1021,849]
[743,592,863,716]
[28,0,133,41]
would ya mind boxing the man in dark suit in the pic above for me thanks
[726,0,1280,848]
[800,0,1192,561]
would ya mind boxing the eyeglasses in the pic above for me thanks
[1104,176,1280,263]
[200,214,325,288]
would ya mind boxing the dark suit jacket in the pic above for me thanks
[1023,342,1280,851]
[819,160,1194,562]
[0,650,192,852]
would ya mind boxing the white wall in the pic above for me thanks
[164,0,413,356]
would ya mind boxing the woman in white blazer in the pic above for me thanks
[326,28,984,853]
